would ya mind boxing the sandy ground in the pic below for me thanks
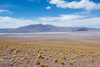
[0,35,100,67]
[0,35,100,47]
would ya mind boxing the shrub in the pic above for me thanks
[60,61,65,65]
[53,59,58,62]
[68,62,73,65]
[35,60,40,65]
[9,63,14,66]
[40,63,49,67]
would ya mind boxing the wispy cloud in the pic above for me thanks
[40,17,100,28]
[49,0,100,10]
[29,0,41,2]
[47,0,49,2]
[0,15,100,28]
[39,15,86,21]
[0,4,16,8]
[0,9,13,14]
[29,0,34,2]
[46,6,51,9]
[39,14,100,28]
[0,9,9,12]
[0,16,38,28]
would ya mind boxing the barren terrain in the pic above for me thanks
[0,35,100,46]
[0,35,100,67]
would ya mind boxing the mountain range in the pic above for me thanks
[0,24,100,33]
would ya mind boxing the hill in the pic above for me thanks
[0,24,99,33]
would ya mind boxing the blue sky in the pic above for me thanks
[0,0,100,28]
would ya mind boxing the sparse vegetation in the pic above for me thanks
[40,63,49,67]
[35,60,40,65]
[53,59,58,62]
[60,61,65,65]
[0,40,100,67]
[68,61,73,65]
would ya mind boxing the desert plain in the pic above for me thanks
[0,35,100,67]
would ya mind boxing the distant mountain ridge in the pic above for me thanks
[0,24,99,33]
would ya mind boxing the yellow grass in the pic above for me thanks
[0,40,100,67]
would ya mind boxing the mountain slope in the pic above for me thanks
[0,24,99,33]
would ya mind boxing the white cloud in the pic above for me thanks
[0,15,100,28]
[39,14,100,28]
[0,9,8,12]
[46,6,51,9]
[0,16,37,28]
[0,9,13,14]
[49,0,100,10]
[47,0,49,2]
[40,17,100,28]
[40,15,86,21]
[40,17,59,21]
[63,17,100,27]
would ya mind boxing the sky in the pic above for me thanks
[0,0,100,28]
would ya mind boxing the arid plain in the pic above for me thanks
[0,35,100,46]
[0,35,100,67]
